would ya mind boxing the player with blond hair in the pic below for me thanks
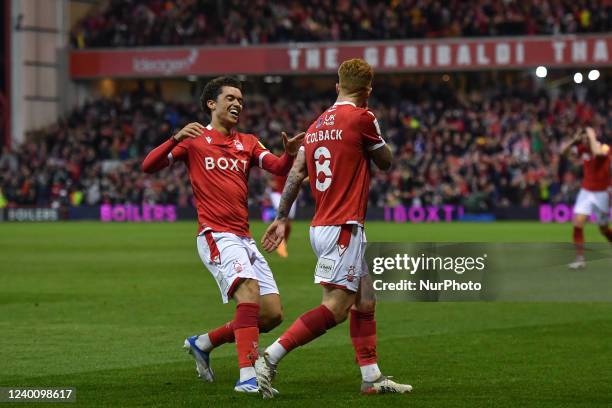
[255,59,412,398]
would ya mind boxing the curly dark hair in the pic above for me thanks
[200,76,242,114]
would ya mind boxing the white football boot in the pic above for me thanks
[361,375,413,394]
[568,256,586,269]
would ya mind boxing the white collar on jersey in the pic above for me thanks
[206,124,213,130]
[333,101,356,107]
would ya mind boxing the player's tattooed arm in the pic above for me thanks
[277,148,307,221]
[261,149,306,252]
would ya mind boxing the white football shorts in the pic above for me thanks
[270,191,296,219]
[573,188,610,225]
[309,224,368,292]
[196,231,279,303]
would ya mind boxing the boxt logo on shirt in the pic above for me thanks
[203,157,248,173]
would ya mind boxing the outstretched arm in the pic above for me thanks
[142,122,203,173]
[261,149,307,252]
[560,129,583,157]
[258,131,305,175]
[585,127,608,156]
[141,137,177,173]
[260,152,296,176]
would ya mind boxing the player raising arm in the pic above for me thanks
[561,127,612,269]
[142,76,304,394]
[255,59,411,398]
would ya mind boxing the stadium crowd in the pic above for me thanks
[0,78,609,212]
[70,0,611,48]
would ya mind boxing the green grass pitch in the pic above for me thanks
[1,221,611,407]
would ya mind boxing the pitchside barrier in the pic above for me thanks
[0,204,610,223]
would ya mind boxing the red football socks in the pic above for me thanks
[573,226,584,256]
[208,316,282,347]
[208,321,235,347]
[233,302,260,368]
[278,305,336,352]
[350,309,378,366]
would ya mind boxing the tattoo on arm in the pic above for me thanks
[277,150,307,220]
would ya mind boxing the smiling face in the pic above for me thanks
[207,86,243,128]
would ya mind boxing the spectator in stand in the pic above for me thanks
[70,0,612,48]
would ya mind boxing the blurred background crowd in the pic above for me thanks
[70,0,611,48]
[1,0,610,212]
[1,76,609,212]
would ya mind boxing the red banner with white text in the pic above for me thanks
[70,35,611,78]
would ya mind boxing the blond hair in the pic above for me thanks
[338,58,373,96]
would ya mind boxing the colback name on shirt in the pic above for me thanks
[305,129,343,144]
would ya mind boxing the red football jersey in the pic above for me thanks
[303,101,386,226]
[577,144,611,191]
[170,125,271,237]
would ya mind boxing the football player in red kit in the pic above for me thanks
[561,126,612,268]
[142,76,304,393]
[256,59,412,398]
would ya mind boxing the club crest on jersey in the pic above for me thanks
[205,136,212,143]
[346,265,356,282]
[233,260,243,273]
[234,140,244,151]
